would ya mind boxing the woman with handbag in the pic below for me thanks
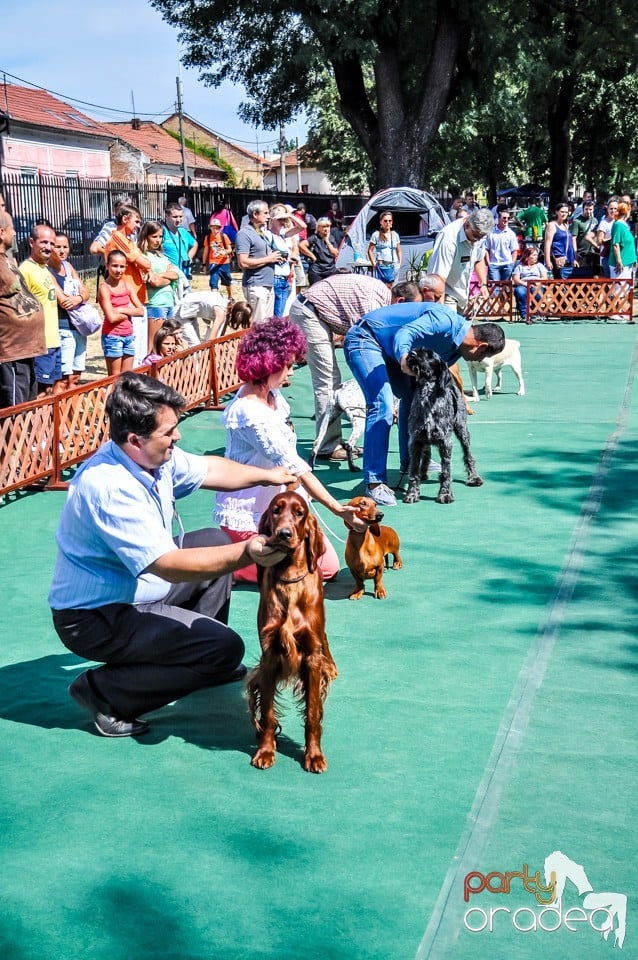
[268,204,305,317]
[543,202,576,279]
[367,211,402,286]
[49,232,92,392]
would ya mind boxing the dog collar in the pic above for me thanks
[277,570,309,583]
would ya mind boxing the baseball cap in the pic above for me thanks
[209,218,222,226]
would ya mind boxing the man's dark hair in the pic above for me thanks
[165,202,182,216]
[114,204,141,225]
[473,322,505,354]
[391,280,421,302]
[106,373,186,444]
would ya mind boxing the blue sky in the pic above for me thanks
[1,0,306,154]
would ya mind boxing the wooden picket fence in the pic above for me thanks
[467,278,634,323]
[0,330,244,497]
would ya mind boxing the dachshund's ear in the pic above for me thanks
[258,505,273,538]
[369,522,381,538]
[305,512,325,573]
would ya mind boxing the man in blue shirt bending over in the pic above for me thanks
[343,274,505,506]
[49,373,296,738]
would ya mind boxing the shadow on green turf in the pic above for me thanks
[0,652,313,767]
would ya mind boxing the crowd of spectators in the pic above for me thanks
[1,188,637,412]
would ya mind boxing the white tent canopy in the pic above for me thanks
[336,186,449,279]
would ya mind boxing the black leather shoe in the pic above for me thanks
[69,671,149,738]
[214,662,248,687]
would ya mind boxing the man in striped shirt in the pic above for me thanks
[289,273,421,460]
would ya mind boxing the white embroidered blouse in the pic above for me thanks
[214,388,310,531]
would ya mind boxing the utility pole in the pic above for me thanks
[279,124,287,193]
[176,76,189,186]
[295,137,302,193]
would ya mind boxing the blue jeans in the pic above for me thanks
[208,263,232,290]
[554,265,574,280]
[344,324,413,484]
[146,306,174,320]
[487,262,514,281]
[273,276,291,317]
[514,283,545,320]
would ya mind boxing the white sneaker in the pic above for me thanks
[365,483,397,507]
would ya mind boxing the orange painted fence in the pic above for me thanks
[467,278,634,323]
[0,330,244,497]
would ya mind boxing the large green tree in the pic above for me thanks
[304,70,372,193]
[150,0,471,191]
[151,0,638,198]
[517,0,638,205]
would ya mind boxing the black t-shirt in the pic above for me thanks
[307,234,337,284]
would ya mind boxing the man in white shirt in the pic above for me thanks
[427,208,493,313]
[427,208,494,413]
[178,195,197,239]
[485,206,519,281]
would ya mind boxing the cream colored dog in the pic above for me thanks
[466,339,525,401]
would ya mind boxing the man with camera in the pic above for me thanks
[235,201,285,323]
[162,203,198,291]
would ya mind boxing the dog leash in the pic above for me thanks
[310,503,348,544]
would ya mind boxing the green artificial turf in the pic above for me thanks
[1,319,636,959]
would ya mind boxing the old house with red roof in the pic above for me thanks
[161,113,265,188]
[104,120,225,186]
[0,83,113,179]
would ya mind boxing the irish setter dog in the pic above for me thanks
[247,491,337,774]
[344,495,403,599]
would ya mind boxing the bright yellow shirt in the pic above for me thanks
[19,258,60,348]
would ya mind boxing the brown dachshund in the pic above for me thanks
[247,491,337,774]
[344,495,403,599]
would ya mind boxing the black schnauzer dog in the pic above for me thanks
[404,349,483,504]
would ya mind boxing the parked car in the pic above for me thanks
[62,216,102,254]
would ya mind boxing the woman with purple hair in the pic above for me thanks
[214,317,362,582]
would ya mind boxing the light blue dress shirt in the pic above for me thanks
[49,441,207,610]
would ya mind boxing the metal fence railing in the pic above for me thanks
[0,330,244,497]
[0,171,370,273]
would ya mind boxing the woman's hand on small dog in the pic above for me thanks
[339,503,369,532]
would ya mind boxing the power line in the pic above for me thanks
[0,68,166,118]
[0,68,286,148]
[181,110,280,149]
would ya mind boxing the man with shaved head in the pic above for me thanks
[19,223,62,395]
[0,211,46,408]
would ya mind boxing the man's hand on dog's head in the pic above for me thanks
[400,354,415,376]
[246,535,288,567]
[264,467,300,488]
